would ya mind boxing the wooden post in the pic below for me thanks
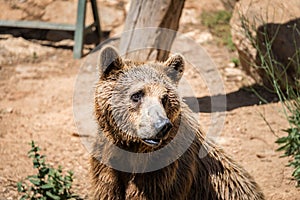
[119,0,185,62]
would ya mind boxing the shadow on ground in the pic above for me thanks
[0,27,110,51]
[184,84,279,113]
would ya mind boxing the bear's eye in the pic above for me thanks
[131,91,144,103]
[162,94,168,106]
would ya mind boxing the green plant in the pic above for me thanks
[240,14,300,186]
[17,141,81,199]
[33,52,38,60]
[231,57,240,67]
[276,110,300,186]
[201,10,235,51]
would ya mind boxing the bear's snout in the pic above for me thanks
[141,118,172,147]
[154,118,172,139]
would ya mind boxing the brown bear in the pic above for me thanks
[90,46,265,200]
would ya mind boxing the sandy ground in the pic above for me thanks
[0,0,299,199]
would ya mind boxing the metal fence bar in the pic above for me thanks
[73,0,87,59]
[0,20,75,31]
[0,0,102,58]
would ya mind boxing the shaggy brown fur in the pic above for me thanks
[90,46,265,200]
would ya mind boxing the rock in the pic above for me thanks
[42,1,77,24]
[0,37,54,66]
[180,9,198,25]
[1,107,13,114]
[182,30,213,44]
[0,3,27,20]
[224,67,243,81]
[32,0,54,8]
[196,31,213,44]
[227,62,236,68]
[230,0,300,89]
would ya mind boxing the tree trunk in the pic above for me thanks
[119,0,185,62]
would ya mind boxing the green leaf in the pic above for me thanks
[48,168,55,176]
[20,194,28,200]
[276,137,288,144]
[17,182,24,192]
[27,175,38,179]
[40,167,50,176]
[33,159,40,168]
[46,191,60,200]
[58,166,62,173]
[68,170,74,176]
[276,143,290,153]
[29,178,40,186]
[40,183,54,189]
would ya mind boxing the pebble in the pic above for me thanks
[227,62,236,68]
[196,32,213,44]
[0,107,13,114]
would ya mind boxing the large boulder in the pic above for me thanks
[230,0,300,89]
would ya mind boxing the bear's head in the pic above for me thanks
[95,46,185,151]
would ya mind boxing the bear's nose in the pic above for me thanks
[154,118,172,138]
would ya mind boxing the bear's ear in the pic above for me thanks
[163,54,185,85]
[97,46,124,79]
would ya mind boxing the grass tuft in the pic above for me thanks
[201,10,235,51]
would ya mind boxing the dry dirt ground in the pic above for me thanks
[0,0,299,199]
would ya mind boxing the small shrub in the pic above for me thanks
[276,110,300,187]
[17,141,81,199]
